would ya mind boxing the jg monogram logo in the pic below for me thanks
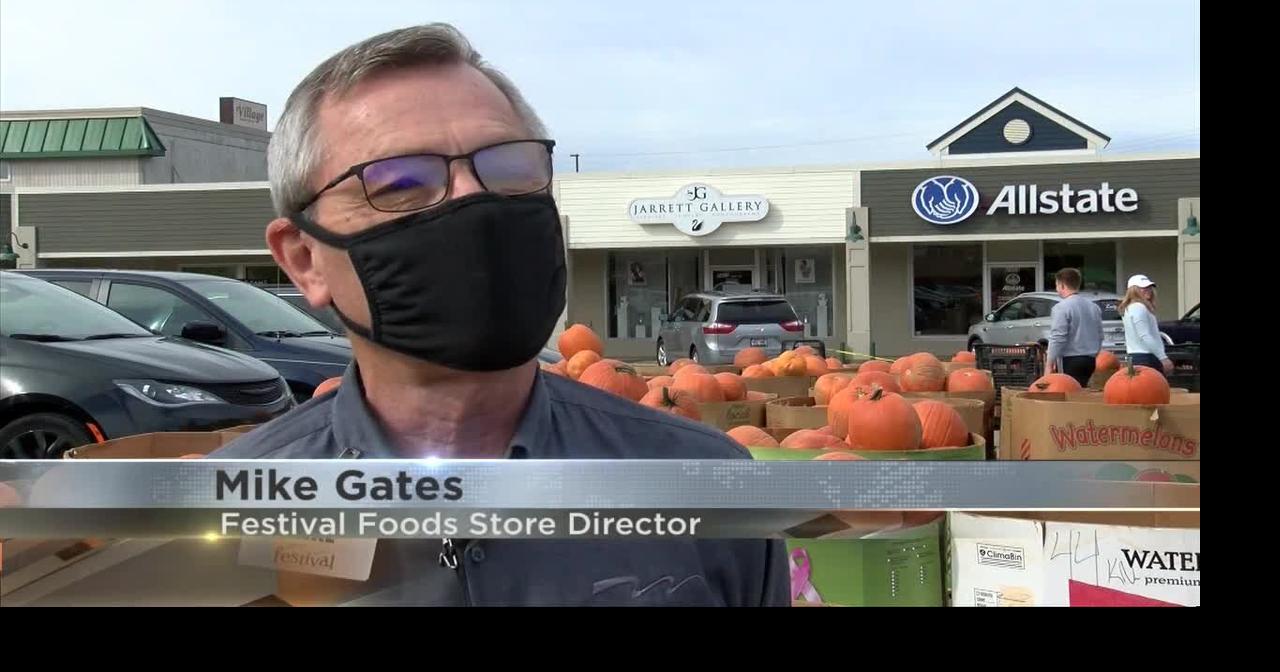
[629,183,769,237]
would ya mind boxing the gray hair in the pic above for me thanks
[267,23,548,216]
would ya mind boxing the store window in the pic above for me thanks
[607,251,668,339]
[243,264,286,285]
[777,247,834,338]
[912,244,983,336]
[1043,241,1117,293]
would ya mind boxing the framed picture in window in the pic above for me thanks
[628,261,647,286]
[794,258,816,284]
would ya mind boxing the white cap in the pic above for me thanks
[1127,274,1156,289]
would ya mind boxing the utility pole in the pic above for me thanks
[569,153,580,173]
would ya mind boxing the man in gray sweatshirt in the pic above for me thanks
[1045,268,1103,387]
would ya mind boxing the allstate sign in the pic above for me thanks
[912,175,980,225]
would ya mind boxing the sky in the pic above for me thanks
[0,0,1200,174]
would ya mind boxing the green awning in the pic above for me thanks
[0,116,167,159]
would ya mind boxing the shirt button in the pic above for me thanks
[468,545,486,563]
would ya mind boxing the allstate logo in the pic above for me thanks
[912,175,980,225]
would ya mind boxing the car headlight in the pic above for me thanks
[115,379,226,406]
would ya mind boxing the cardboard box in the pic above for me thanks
[999,391,1200,461]
[750,434,986,461]
[696,392,777,431]
[949,512,1199,607]
[743,375,816,400]
[903,395,985,437]
[765,396,828,430]
[787,514,945,607]
[64,425,258,459]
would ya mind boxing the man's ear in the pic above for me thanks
[266,217,332,309]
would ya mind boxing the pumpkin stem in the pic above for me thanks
[1034,383,1049,391]
[1127,361,1137,377]
[661,386,674,408]
[869,385,885,401]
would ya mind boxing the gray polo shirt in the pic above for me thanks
[210,364,789,606]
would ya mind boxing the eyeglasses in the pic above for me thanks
[296,139,556,214]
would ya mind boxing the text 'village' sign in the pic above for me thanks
[629,183,769,237]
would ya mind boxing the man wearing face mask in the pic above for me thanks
[210,24,789,607]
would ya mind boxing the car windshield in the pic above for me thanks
[1093,299,1121,320]
[186,279,335,336]
[1186,305,1199,320]
[715,300,797,324]
[275,292,346,334]
[0,274,152,340]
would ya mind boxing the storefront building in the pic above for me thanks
[3,89,1200,359]
[557,89,1200,358]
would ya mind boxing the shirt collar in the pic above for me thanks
[329,363,553,460]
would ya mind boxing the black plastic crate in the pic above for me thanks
[974,343,1044,410]
[1165,344,1200,393]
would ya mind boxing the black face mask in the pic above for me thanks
[292,192,566,372]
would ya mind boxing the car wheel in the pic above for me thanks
[690,346,699,363]
[967,337,982,352]
[656,339,669,367]
[0,413,95,459]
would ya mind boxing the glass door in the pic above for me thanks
[986,263,1040,314]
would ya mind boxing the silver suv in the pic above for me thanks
[967,291,1127,352]
[656,291,805,365]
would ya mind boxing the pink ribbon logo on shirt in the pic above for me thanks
[789,548,822,604]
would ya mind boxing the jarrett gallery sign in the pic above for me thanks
[629,183,769,237]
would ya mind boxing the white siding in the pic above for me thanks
[557,169,857,249]
[8,158,141,187]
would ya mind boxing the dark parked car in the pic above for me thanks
[0,272,294,458]
[1160,303,1200,344]
[258,283,346,334]
[22,270,351,402]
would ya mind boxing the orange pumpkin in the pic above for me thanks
[859,360,893,374]
[639,386,701,421]
[827,384,874,439]
[781,429,850,450]
[647,375,675,390]
[853,370,901,394]
[1103,364,1171,405]
[814,451,865,461]
[845,388,923,451]
[673,364,711,380]
[814,373,853,405]
[900,358,946,392]
[542,361,569,378]
[952,351,977,364]
[566,350,602,380]
[726,425,779,448]
[1096,350,1120,371]
[672,373,725,403]
[741,364,774,379]
[177,453,205,459]
[627,374,650,401]
[668,358,696,374]
[825,357,843,370]
[779,356,809,377]
[579,360,644,398]
[889,357,913,375]
[913,400,971,449]
[804,356,829,377]
[312,377,343,398]
[714,372,748,401]
[946,368,994,392]
[793,346,817,357]
[1030,373,1083,394]
[816,425,838,435]
[558,324,603,359]
[734,347,768,367]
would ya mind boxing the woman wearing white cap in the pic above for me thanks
[1119,274,1173,375]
